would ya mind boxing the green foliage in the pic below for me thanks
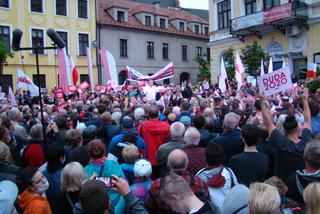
[307,80,320,93]
[0,41,13,64]
[224,47,235,79]
[195,56,211,82]
[241,41,266,76]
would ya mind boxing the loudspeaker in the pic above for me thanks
[12,28,23,51]
[47,28,65,49]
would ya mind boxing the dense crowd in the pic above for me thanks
[1,79,320,214]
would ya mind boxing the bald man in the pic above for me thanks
[146,149,209,214]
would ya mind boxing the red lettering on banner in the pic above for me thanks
[18,77,31,85]
[262,72,288,91]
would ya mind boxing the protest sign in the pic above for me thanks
[68,86,77,92]
[258,67,292,96]
[0,92,5,100]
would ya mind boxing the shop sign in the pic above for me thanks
[265,42,284,58]
[231,12,263,31]
[289,36,307,53]
[263,3,292,23]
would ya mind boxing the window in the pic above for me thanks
[56,0,67,16]
[245,0,257,15]
[263,0,280,10]
[0,0,9,8]
[147,41,154,59]
[182,45,187,61]
[78,33,88,56]
[204,27,209,35]
[78,0,87,19]
[0,26,10,51]
[145,15,151,26]
[56,31,68,54]
[30,0,43,13]
[206,48,210,62]
[160,18,166,28]
[80,74,89,83]
[218,0,231,29]
[120,39,127,57]
[31,29,44,54]
[32,74,46,88]
[179,22,185,31]
[197,47,202,57]
[162,43,168,60]
[194,25,200,34]
[117,11,125,22]
[0,75,12,94]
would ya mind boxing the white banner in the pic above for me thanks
[258,67,292,96]
[16,68,39,97]
[231,11,263,31]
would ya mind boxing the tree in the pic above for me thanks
[224,47,235,79]
[0,41,13,75]
[195,56,210,82]
[241,41,266,76]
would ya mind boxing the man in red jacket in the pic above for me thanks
[138,105,170,179]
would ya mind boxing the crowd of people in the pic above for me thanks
[1,78,320,214]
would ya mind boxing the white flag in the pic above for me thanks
[268,57,273,73]
[86,47,94,92]
[260,59,265,76]
[282,58,286,68]
[16,68,39,96]
[219,57,227,93]
[235,51,244,90]
[8,86,17,106]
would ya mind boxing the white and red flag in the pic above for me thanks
[219,57,227,93]
[86,47,94,92]
[8,86,17,106]
[307,63,317,80]
[16,68,39,96]
[57,48,71,93]
[99,49,118,84]
[235,51,244,90]
[70,57,79,86]
[260,59,265,76]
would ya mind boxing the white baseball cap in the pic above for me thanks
[134,159,152,178]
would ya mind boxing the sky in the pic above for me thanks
[179,0,209,10]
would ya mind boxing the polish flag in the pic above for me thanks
[99,49,118,84]
[307,63,317,80]
[219,57,227,93]
[58,48,71,93]
[86,47,94,92]
[235,51,244,90]
[70,57,79,86]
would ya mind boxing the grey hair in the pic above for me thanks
[112,112,122,127]
[170,122,185,140]
[184,127,200,146]
[30,124,43,140]
[8,107,21,121]
[134,107,145,121]
[223,112,240,131]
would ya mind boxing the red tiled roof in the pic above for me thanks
[97,0,209,40]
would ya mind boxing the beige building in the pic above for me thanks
[0,0,97,93]
[208,0,320,83]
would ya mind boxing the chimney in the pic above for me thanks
[153,1,160,8]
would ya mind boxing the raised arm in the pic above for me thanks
[302,89,311,131]
[260,94,276,135]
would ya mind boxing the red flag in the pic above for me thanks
[70,57,79,85]
[307,63,317,79]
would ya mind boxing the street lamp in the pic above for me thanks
[12,28,65,145]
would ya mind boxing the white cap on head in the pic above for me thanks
[134,159,152,178]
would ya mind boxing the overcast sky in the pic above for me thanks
[179,0,208,10]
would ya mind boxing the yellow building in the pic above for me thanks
[209,0,320,83]
[0,0,97,93]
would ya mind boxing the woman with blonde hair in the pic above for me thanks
[55,162,87,214]
[304,182,320,214]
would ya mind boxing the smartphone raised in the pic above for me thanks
[94,177,115,188]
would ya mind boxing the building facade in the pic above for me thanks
[0,0,97,93]
[209,0,320,83]
[97,0,209,84]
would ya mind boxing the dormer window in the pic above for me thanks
[145,15,151,26]
[179,22,185,31]
[117,11,125,22]
[160,18,166,28]
[194,25,200,34]
[204,27,209,35]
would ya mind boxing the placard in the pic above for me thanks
[258,67,292,96]
[0,92,5,100]
[68,86,77,92]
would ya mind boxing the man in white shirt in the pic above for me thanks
[143,80,157,101]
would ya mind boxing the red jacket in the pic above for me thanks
[23,141,45,168]
[138,119,170,166]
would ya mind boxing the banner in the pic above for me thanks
[95,85,106,93]
[16,68,39,96]
[86,47,94,92]
[231,11,263,31]
[68,85,77,92]
[99,49,118,84]
[263,2,292,23]
[257,67,292,96]
[235,52,244,90]
[127,62,174,82]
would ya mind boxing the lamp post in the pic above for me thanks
[12,28,65,145]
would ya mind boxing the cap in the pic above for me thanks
[180,116,191,127]
[134,159,152,178]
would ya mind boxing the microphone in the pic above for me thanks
[47,28,65,49]
[12,29,23,51]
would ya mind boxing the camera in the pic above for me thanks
[94,177,114,188]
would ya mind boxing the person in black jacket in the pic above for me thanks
[182,81,193,100]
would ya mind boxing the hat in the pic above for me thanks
[134,159,152,178]
[222,184,250,214]
[0,180,18,214]
[180,116,191,127]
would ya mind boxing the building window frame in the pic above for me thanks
[263,0,280,10]
[0,0,11,9]
[55,0,68,16]
[217,0,231,30]
[145,15,152,26]
[204,26,209,35]
[32,74,46,88]
[56,30,69,55]
[117,10,125,22]
[182,45,188,61]
[0,24,11,52]
[197,47,202,57]
[179,21,185,31]
[194,25,200,34]
[30,27,45,54]
[120,39,128,57]
[159,18,166,28]
[77,0,89,19]
[245,0,257,15]
[162,43,168,60]
[77,32,89,56]
[147,41,154,59]
[29,0,45,14]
